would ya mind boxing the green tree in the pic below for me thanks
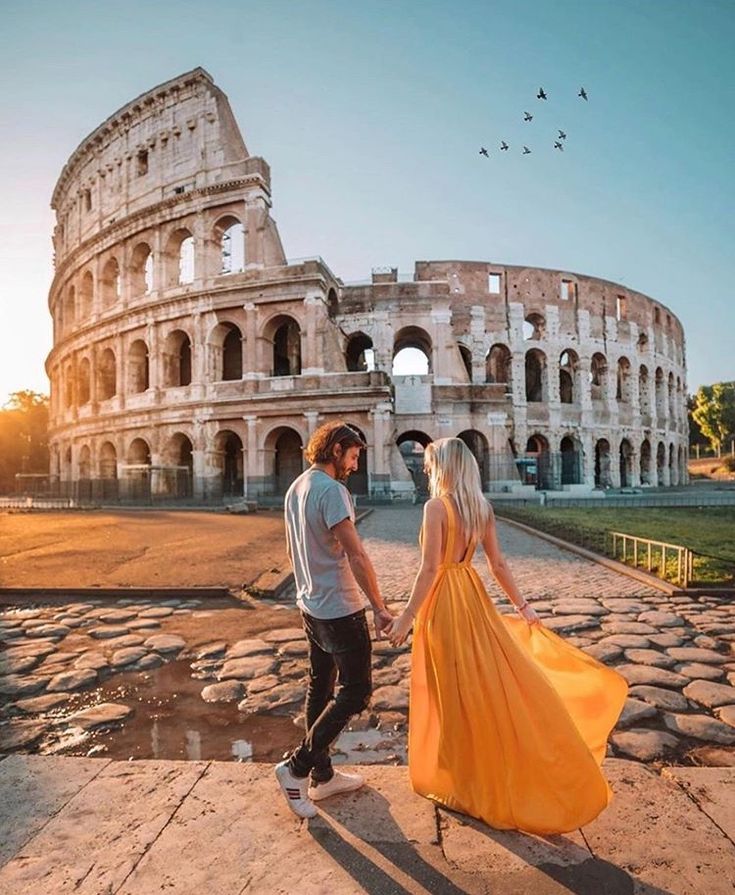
[0,391,49,487]
[691,382,735,454]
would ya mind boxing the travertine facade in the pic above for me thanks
[46,69,688,501]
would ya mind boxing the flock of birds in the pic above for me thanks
[479,87,588,158]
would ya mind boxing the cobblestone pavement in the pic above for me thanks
[1,505,734,769]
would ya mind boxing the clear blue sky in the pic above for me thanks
[1,0,733,403]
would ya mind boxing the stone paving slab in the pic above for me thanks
[1,756,734,894]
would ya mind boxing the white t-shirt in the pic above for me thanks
[284,468,368,620]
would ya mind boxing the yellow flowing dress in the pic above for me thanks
[408,496,628,835]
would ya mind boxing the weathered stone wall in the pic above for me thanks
[46,70,688,500]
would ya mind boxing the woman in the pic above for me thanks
[388,437,627,835]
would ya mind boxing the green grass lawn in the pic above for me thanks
[495,505,735,586]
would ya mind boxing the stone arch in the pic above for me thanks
[100,257,121,308]
[458,344,473,382]
[640,438,652,485]
[485,344,511,385]
[656,441,666,486]
[560,434,583,484]
[590,353,608,401]
[78,444,92,480]
[522,312,545,341]
[393,326,432,375]
[639,365,650,415]
[459,429,490,490]
[619,438,634,487]
[97,347,116,400]
[594,438,612,488]
[678,445,686,484]
[637,332,649,351]
[655,367,666,417]
[130,242,153,296]
[78,357,91,405]
[525,434,550,489]
[164,228,195,287]
[327,288,339,318]
[559,349,579,404]
[79,270,94,319]
[163,329,192,387]
[669,442,677,485]
[213,429,244,497]
[127,437,151,465]
[616,356,632,403]
[128,339,149,393]
[397,430,432,496]
[668,372,676,421]
[64,365,74,408]
[525,348,547,402]
[345,332,374,373]
[263,314,302,377]
[264,426,304,495]
[63,285,75,332]
[209,321,243,381]
[214,215,245,274]
[99,441,118,479]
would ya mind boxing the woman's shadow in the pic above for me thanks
[308,784,676,895]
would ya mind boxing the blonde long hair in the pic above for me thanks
[424,437,489,541]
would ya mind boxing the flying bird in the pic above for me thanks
[558,130,567,140]
[523,111,533,122]
[522,146,531,154]
[554,141,564,151]
[479,147,489,157]
[537,87,547,100]
[500,141,509,151]
[578,87,588,100]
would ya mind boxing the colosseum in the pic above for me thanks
[45,67,688,504]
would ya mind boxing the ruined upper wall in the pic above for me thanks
[51,68,268,264]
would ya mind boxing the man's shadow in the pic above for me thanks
[308,785,677,895]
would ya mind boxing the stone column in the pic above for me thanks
[430,307,452,384]
[243,414,259,498]
[243,301,259,378]
[470,306,486,384]
[369,402,392,496]
[302,293,323,375]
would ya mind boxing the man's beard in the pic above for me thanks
[335,458,353,482]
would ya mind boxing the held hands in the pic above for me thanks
[387,610,414,647]
[372,606,395,640]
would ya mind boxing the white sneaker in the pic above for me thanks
[308,770,365,802]
[274,760,318,819]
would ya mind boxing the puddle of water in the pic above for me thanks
[52,658,300,762]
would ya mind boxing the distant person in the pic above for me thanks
[275,421,393,818]
[387,437,627,834]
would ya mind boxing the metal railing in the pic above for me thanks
[608,530,693,587]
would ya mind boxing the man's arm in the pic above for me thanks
[332,517,393,636]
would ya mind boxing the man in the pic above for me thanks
[275,421,393,819]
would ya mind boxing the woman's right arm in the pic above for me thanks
[481,505,540,624]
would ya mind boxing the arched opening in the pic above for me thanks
[64,367,74,409]
[345,333,375,372]
[639,365,650,415]
[163,330,192,387]
[590,353,608,401]
[594,439,612,488]
[79,271,94,319]
[216,217,245,274]
[266,316,301,377]
[214,430,244,497]
[485,344,511,385]
[459,429,490,491]
[524,434,550,489]
[655,367,666,418]
[640,438,652,485]
[78,445,91,480]
[668,372,676,421]
[678,445,686,484]
[128,340,149,393]
[78,357,91,405]
[64,286,75,332]
[616,357,632,403]
[222,326,242,380]
[458,344,473,382]
[637,332,649,351]
[559,350,578,404]
[101,258,121,308]
[164,229,195,287]
[656,441,666,486]
[669,442,677,485]
[345,424,369,497]
[163,432,194,487]
[619,438,633,487]
[393,326,432,375]
[265,427,304,495]
[97,348,116,400]
[99,442,117,479]
[327,288,339,318]
[127,438,151,465]
[560,435,582,484]
[522,313,545,341]
[525,349,546,402]
[397,430,432,497]
[130,242,153,296]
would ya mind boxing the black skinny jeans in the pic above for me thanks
[287,608,372,783]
